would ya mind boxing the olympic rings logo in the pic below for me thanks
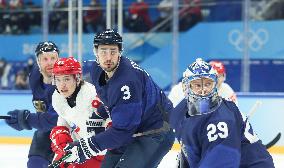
[228,28,269,52]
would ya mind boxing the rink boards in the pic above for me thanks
[1,91,283,153]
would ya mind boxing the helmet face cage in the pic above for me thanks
[182,74,217,99]
[35,41,59,57]
[182,59,218,98]
[182,59,221,116]
[182,59,220,116]
[93,29,123,52]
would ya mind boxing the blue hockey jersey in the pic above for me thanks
[89,57,173,150]
[27,64,58,131]
[171,98,274,168]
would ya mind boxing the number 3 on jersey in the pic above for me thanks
[121,85,131,100]
[207,122,228,142]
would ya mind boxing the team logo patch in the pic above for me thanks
[86,119,105,127]
[91,97,101,108]
[33,100,47,112]
[70,123,80,133]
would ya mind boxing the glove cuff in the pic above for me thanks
[19,110,32,130]
[79,138,98,159]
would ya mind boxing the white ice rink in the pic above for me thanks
[0,144,283,168]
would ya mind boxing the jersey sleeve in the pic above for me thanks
[169,99,187,135]
[27,87,58,131]
[57,115,69,127]
[27,105,58,131]
[94,96,110,119]
[223,100,260,144]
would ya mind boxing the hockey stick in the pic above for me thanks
[265,133,281,149]
[245,102,281,149]
[247,100,262,119]
[48,151,72,168]
[0,115,11,120]
[176,151,189,168]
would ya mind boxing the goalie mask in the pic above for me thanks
[182,58,221,116]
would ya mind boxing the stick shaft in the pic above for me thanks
[48,152,72,168]
[0,115,11,120]
[247,100,262,119]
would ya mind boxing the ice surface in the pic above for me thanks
[0,144,283,168]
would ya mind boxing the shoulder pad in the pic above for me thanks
[222,98,239,113]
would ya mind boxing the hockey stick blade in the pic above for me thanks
[265,133,281,149]
[48,151,72,168]
[0,115,11,120]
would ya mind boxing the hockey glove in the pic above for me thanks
[50,126,73,154]
[50,126,73,168]
[5,110,32,131]
[64,137,101,164]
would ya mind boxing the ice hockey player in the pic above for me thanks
[168,60,238,107]
[170,58,274,168]
[209,60,238,105]
[50,57,109,168]
[60,29,175,167]
[5,41,60,168]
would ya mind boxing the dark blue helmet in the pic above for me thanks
[93,29,123,51]
[35,41,59,57]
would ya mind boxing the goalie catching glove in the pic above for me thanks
[63,137,102,164]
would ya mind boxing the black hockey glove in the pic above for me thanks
[63,137,101,164]
[5,110,32,131]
